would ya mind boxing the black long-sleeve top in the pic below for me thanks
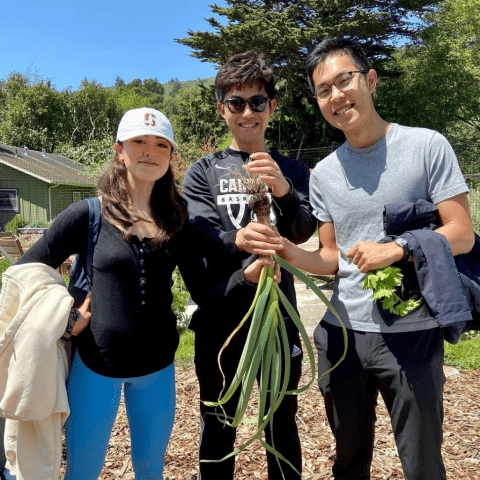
[182,147,317,333]
[17,199,212,378]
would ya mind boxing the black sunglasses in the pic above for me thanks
[222,95,270,114]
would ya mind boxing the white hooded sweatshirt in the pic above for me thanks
[0,263,72,480]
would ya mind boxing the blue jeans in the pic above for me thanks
[64,353,176,480]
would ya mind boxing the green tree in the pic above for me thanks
[64,79,122,146]
[166,83,227,144]
[128,78,143,88]
[166,77,183,97]
[144,78,165,96]
[171,137,219,188]
[56,137,114,176]
[380,0,480,142]
[114,75,125,87]
[0,73,68,151]
[177,0,441,149]
[114,78,164,111]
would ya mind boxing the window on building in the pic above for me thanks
[72,191,82,203]
[0,189,19,211]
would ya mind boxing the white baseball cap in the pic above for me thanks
[116,107,179,150]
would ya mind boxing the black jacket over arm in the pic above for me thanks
[379,199,480,343]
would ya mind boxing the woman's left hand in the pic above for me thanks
[71,293,92,336]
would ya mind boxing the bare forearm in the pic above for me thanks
[281,244,338,276]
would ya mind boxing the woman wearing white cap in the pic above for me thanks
[14,107,186,479]
[14,107,276,479]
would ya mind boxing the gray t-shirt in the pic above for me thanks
[310,123,469,333]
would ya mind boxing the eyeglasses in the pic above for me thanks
[222,95,270,114]
[313,70,367,102]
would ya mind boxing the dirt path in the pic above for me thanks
[294,278,332,337]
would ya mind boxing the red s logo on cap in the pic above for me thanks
[144,113,156,127]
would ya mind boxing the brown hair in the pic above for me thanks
[215,51,275,103]
[97,145,187,247]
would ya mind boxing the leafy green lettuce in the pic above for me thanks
[363,266,421,317]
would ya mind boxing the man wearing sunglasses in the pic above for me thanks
[182,51,316,479]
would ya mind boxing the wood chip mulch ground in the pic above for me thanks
[60,350,480,480]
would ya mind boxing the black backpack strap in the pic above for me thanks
[85,197,102,284]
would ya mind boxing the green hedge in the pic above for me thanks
[5,215,27,235]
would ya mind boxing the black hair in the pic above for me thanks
[306,37,370,94]
[215,51,275,103]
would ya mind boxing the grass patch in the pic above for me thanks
[175,328,195,364]
[172,312,480,371]
[175,322,480,372]
[468,181,480,234]
[444,331,480,371]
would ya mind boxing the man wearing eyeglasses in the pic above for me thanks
[182,50,316,479]
[273,37,475,479]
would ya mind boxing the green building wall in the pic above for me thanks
[50,185,97,220]
[0,163,96,230]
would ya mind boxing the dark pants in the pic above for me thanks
[0,416,5,473]
[315,321,446,480]
[194,322,303,480]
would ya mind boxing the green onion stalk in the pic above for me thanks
[202,164,348,477]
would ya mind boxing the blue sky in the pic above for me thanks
[0,0,227,91]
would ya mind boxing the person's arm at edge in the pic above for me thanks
[16,201,88,268]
